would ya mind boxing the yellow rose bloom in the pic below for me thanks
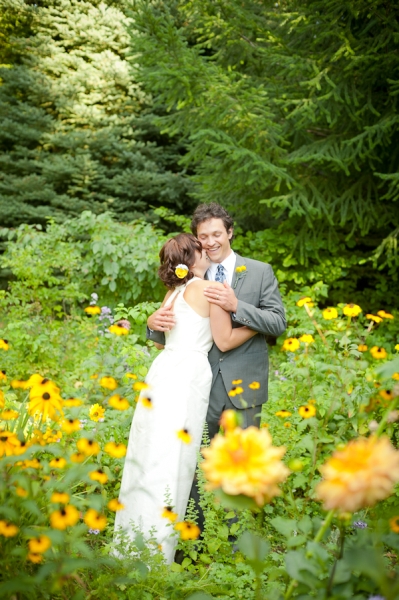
[0,520,19,537]
[175,265,189,279]
[378,310,394,320]
[77,438,100,456]
[201,427,289,506]
[322,307,338,320]
[343,304,362,317]
[84,306,101,315]
[108,395,130,410]
[296,297,313,307]
[316,436,399,513]
[104,441,127,458]
[108,499,125,512]
[298,405,316,419]
[177,429,192,444]
[108,324,129,336]
[275,410,292,418]
[366,314,383,324]
[89,403,105,422]
[28,535,51,554]
[84,509,107,531]
[281,338,300,352]
[249,381,261,390]
[49,457,67,469]
[0,339,9,351]
[99,376,118,390]
[50,505,79,530]
[61,419,81,434]
[299,334,315,344]
[162,506,178,522]
[370,346,388,360]
[357,344,368,352]
[50,492,70,504]
[89,469,108,484]
[0,409,18,420]
[174,521,200,540]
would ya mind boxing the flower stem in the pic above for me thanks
[375,397,399,437]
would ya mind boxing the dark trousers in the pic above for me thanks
[188,372,261,533]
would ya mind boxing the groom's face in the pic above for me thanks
[196,218,233,264]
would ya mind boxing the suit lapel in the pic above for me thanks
[232,253,247,297]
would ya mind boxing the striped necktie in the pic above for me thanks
[215,264,226,283]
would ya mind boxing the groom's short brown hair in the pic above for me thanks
[190,203,234,237]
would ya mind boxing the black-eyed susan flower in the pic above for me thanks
[284,422,291,428]
[358,344,368,352]
[125,373,137,380]
[50,505,79,530]
[296,296,313,308]
[104,441,127,458]
[141,396,153,409]
[0,520,19,537]
[0,370,7,381]
[379,390,393,401]
[63,398,83,407]
[43,427,62,444]
[61,418,81,434]
[232,379,243,385]
[0,409,18,420]
[10,379,27,389]
[174,521,200,540]
[28,535,51,554]
[12,440,28,457]
[133,381,150,392]
[322,307,338,320]
[84,306,101,315]
[15,486,28,497]
[0,339,9,351]
[390,516,399,533]
[378,310,394,320]
[51,492,70,504]
[366,314,383,324]
[49,457,67,469]
[370,346,388,359]
[89,403,105,422]
[298,405,316,419]
[249,381,260,390]
[108,324,129,336]
[219,409,241,432]
[70,452,86,463]
[281,338,300,352]
[393,373,399,381]
[228,386,243,397]
[84,509,107,531]
[175,264,189,279]
[162,506,178,522]
[299,334,315,344]
[27,552,43,563]
[275,410,292,418]
[0,390,4,408]
[0,430,20,457]
[28,388,63,421]
[177,428,192,444]
[107,499,125,512]
[100,376,118,390]
[343,304,362,317]
[89,469,108,484]
[77,438,100,456]
[108,395,130,410]
[23,458,42,469]
[30,377,60,394]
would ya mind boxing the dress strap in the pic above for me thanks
[164,285,184,307]
[185,276,202,288]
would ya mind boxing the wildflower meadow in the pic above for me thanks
[1,217,399,599]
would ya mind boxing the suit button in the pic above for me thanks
[219,358,223,362]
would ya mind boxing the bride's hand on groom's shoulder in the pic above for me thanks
[204,281,238,313]
[147,305,176,331]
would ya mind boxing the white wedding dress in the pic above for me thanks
[114,278,213,563]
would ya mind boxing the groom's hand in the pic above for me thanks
[147,305,176,331]
[204,281,238,313]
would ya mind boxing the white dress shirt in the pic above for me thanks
[206,250,236,286]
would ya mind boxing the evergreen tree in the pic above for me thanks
[0,0,192,227]
[132,0,399,307]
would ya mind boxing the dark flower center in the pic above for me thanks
[42,378,49,384]
[0,435,8,442]
[60,509,66,516]
[42,392,51,400]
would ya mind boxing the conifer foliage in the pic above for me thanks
[0,0,191,227]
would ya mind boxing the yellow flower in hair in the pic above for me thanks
[343,304,362,317]
[370,346,388,360]
[104,441,127,458]
[0,520,19,537]
[296,296,313,307]
[322,307,338,320]
[162,506,178,522]
[0,339,9,350]
[28,535,51,554]
[84,509,107,531]
[175,264,189,279]
[84,306,101,315]
[108,498,125,511]
[89,469,108,484]
[108,395,130,410]
[177,428,192,444]
[50,505,79,530]
[174,521,200,540]
[378,310,394,320]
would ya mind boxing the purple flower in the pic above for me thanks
[88,528,100,535]
[368,596,386,600]
[353,520,368,529]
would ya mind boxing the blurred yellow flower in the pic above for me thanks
[27,552,43,563]
[10,380,27,389]
[63,398,83,407]
[126,373,137,380]
[28,387,63,421]
[0,430,20,457]
[104,441,127,458]
[77,438,100,456]
[0,339,9,351]
[282,338,300,352]
[100,376,118,390]
[89,403,105,422]
[228,386,243,397]
[108,499,125,512]
[343,304,362,317]
[28,535,51,554]
[174,521,200,540]
[0,520,19,537]
[84,509,107,531]
[84,306,101,315]
[141,396,153,409]
[232,379,243,385]
[366,314,382,323]
[316,436,399,513]
[61,418,81,434]
[392,373,399,381]
[298,405,316,419]
[162,506,178,522]
[284,422,291,428]
[296,297,313,307]
[389,516,399,533]
[322,307,338,320]
[370,346,388,359]
[395,344,399,352]
[108,395,130,410]
[220,409,241,432]
[0,409,18,420]
[249,381,261,390]
[89,469,108,484]
[49,457,67,469]
[299,334,315,344]
[275,410,292,418]
[50,505,79,530]
[378,310,394,320]
[177,428,192,444]
[70,452,86,463]
[23,458,42,469]
[201,427,289,506]
[0,370,7,381]
[0,390,4,408]
[51,492,70,504]
[133,382,149,392]
[15,487,28,497]
[108,324,129,336]
[358,344,368,352]
[379,390,393,401]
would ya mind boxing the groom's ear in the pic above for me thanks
[227,228,233,240]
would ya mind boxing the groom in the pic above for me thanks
[147,202,286,437]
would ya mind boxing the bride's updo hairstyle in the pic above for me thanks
[158,233,203,289]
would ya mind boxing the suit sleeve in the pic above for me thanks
[146,327,166,345]
[234,264,287,337]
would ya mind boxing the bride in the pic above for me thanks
[113,233,256,563]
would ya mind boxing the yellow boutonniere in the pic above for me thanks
[233,265,247,289]
[235,265,247,273]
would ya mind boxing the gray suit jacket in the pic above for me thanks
[146,253,286,409]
